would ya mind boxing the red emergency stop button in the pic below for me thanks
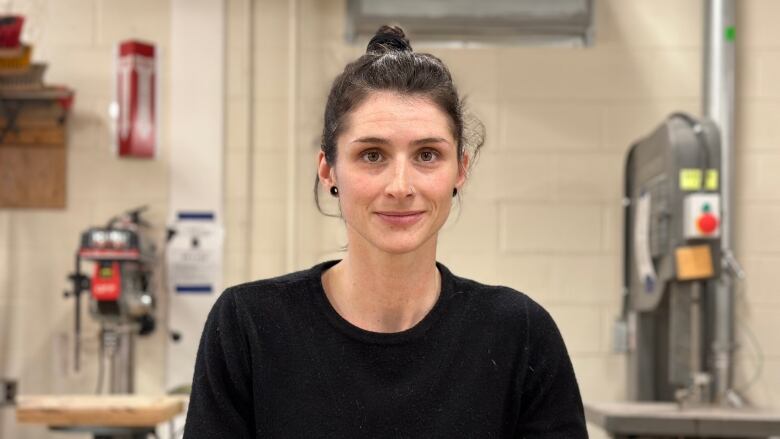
[697,213,719,234]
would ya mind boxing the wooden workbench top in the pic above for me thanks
[16,394,187,427]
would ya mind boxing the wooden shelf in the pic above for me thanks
[0,87,72,208]
[16,394,186,427]
[0,86,73,101]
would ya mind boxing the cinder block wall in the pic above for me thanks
[227,1,780,438]
[0,1,172,438]
[0,1,778,438]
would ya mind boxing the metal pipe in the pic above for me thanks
[285,0,299,272]
[702,0,736,404]
[74,253,82,372]
[246,0,255,280]
[106,326,135,394]
[690,282,702,383]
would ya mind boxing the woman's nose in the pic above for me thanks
[385,160,414,198]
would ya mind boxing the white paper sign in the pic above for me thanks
[166,212,223,294]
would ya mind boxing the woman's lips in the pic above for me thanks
[375,211,425,226]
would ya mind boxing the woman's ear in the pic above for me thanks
[456,152,470,189]
[317,151,336,187]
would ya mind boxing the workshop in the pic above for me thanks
[0,1,779,438]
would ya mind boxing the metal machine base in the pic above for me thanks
[585,401,780,438]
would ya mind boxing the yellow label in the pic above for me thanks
[705,169,719,190]
[680,169,719,191]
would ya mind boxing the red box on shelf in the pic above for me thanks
[0,16,24,48]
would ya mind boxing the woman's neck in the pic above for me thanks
[322,238,441,333]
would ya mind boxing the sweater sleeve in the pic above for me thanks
[184,288,255,438]
[515,300,588,438]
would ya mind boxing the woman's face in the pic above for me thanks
[318,91,468,256]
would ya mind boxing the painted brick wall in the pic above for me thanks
[230,1,780,438]
[0,1,171,437]
[0,1,778,438]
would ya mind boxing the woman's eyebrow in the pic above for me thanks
[350,136,388,145]
[412,137,450,146]
[350,136,450,145]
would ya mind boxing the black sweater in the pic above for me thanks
[184,260,587,438]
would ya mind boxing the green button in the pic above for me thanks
[703,203,711,213]
[725,26,736,42]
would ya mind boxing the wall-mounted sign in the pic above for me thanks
[112,40,157,159]
[166,211,223,295]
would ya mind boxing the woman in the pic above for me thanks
[184,25,587,438]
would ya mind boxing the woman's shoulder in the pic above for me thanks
[447,269,568,361]
[230,266,317,293]
[221,261,330,309]
[445,267,553,326]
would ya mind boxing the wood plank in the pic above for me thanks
[0,116,64,129]
[0,87,73,101]
[16,395,186,427]
[0,126,65,145]
[0,144,66,208]
[0,103,66,128]
[0,95,69,131]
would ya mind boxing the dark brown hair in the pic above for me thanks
[315,25,484,213]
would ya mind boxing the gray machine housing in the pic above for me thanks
[623,114,722,402]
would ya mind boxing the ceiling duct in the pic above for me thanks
[346,0,594,47]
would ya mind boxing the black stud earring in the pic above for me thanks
[452,188,458,197]
[330,186,339,197]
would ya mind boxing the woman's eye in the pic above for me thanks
[362,151,382,162]
[419,150,437,162]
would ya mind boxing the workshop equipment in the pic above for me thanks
[621,113,723,405]
[585,402,780,438]
[587,110,780,438]
[0,12,75,209]
[63,206,157,395]
[586,111,780,439]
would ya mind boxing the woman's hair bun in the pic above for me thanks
[366,25,412,54]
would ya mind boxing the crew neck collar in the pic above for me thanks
[309,259,458,345]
